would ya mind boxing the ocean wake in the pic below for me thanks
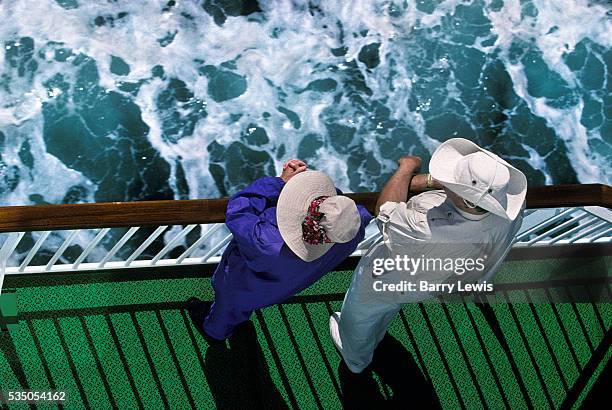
[0,0,609,261]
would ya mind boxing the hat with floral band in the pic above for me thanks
[277,171,361,262]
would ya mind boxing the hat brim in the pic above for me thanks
[277,171,337,262]
[429,138,527,220]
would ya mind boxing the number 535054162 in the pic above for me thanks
[1,390,67,403]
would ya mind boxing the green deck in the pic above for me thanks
[1,255,610,409]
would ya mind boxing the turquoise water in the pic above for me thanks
[0,0,610,207]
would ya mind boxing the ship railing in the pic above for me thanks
[0,184,610,293]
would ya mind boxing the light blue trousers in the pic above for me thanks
[338,260,430,373]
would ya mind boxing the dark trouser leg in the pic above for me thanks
[203,292,253,340]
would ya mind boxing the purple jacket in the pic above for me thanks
[212,176,372,310]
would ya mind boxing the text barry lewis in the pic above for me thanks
[373,280,493,294]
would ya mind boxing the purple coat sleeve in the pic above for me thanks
[225,177,285,263]
[357,204,373,227]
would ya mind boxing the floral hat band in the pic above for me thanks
[301,196,333,245]
[277,171,361,261]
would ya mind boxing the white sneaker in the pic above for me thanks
[329,312,343,353]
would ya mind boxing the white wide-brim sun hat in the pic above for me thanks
[430,138,527,221]
[277,171,361,262]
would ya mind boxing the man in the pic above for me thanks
[187,159,372,341]
[330,138,527,373]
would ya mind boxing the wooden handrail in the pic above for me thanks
[0,184,609,233]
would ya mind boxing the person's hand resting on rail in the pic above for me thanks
[280,159,307,182]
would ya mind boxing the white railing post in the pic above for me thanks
[176,224,223,264]
[45,230,78,271]
[0,206,608,277]
[151,225,197,265]
[200,234,233,263]
[19,231,51,272]
[525,211,589,245]
[98,227,140,268]
[73,228,111,269]
[125,226,168,266]
[0,232,25,294]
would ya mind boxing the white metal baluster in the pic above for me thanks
[515,208,576,242]
[0,232,25,293]
[548,217,597,244]
[19,231,51,272]
[125,226,168,266]
[526,211,589,245]
[176,224,223,264]
[584,206,612,223]
[200,234,233,263]
[45,230,78,271]
[151,225,197,265]
[588,227,612,242]
[98,227,140,268]
[1,232,25,265]
[568,221,608,243]
[73,228,111,269]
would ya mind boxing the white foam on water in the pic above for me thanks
[518,142,553,185]
[0,82,92,207]
[487,0,611,183]
[1,116,98,265]
[0,0,484,203]
[0,0,608,264]
[0,0,609,204]
[0,1,98,210]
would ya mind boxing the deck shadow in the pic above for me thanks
[338,333,440,409]
[4,273,611,409]
[203,321,288,409]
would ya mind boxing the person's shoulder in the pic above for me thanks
[258,176,285,187]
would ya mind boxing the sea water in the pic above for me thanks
[0,0,610,261]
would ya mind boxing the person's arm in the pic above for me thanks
[375,156,443,216]
[409,173,443,193]
[375,157,420,215]
[225,177,286,256]
[225,159,307,255]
